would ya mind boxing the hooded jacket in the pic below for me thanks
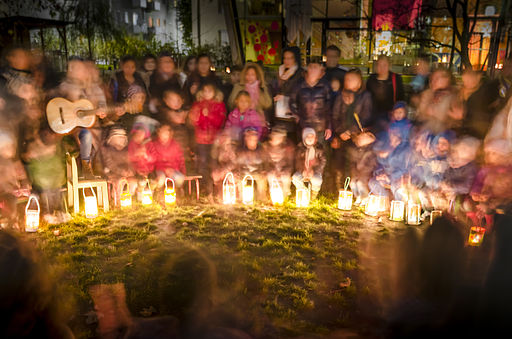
[290,78,332,134]
[189,99,226,144]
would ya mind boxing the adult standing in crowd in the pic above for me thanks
[272,46,303,142]
[0,46,32,94]
[140,54,157,91]
[227,62,272,123]
[148,52,181,111]
[184,54,225,102]
[323,45,347,85]
[179,55,197,87]
[366,54,404,132]
[109,55,148,105]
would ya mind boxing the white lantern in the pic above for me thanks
[406,201,421,225]
[141,180,153,205]
[365,195,385,216]
[164,178,176,205]
[296,187,310,208]
[25,195,40,232]
[430,210,442,225]
[119,179,132,208]
[242,175,254,205]
[223,172,236,205]
[468,226,485,246]
[338,177,353,210]
[389,200,405,221]
[270,178,284,206]
[84,186,98,219]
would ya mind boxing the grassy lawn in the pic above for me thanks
[29,197,411,338]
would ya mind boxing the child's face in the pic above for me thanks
[306,63,324,82]
[270,134,285,146]
[436,137,450,156]
[392,107,407,121]
[157,126,173,144]
[245,68,258,84]
[237,95,251,113]
[331,79,341,92]
[132,130,146,144]
[109,135,128,151]
[164,92,184,110]
[304,134,316,146]
[202,86,215,100]
[159,56,175,74]
[230,71,241,84]
[121,60,136,77]
[128,92,146,112]
[144,58,156,72]
[245,134,258,150]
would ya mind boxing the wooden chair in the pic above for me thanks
[66,154,109,214]
[183,175,202,201]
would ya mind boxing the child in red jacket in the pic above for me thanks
[128,125,154,177]
[189,82,226,196]
[146,124,186,191]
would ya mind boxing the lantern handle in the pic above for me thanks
[344,177,351,191]
[223,172,235,186]
[165,178,175,191]
[119,178,129,194]
[25,195,40,214]
[82,185,97,200]
[242,174,254,188]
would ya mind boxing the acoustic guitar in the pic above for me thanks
[46,97,97,134]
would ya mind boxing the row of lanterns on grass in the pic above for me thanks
[22,173,486,246]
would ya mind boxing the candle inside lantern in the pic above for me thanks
[296,187,310,208]
[242,175,254,205]
[84,187,99,219]
[164,178,176,205]
[141,180,153,206]
[25,195,40,232]
[338,177,353,210]
[120,180,132,208]
[365,195,381,216]
[406,201,421,225]
[468,226,486,246]
[389,200,405,221]
[430,210,442,225]
[270,179,284,206]
[223,172,236,205]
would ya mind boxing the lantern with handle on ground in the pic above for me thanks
[223,172,236,205]
[141,179,153,206]
[84,186,99,219]
[430,210,442,225]
[468,226,486,246]
[242,175,254,205]
[119,179,132,208]
[389,200,405,221]
[338,177,353,210]
[164,178,176,205]
[270,178,284,206]
[365,194,386,216]
[25,195,40,232]
[296,183,310,208]
[406,201,421,225]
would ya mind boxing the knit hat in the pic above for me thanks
[127,84,145,99]
[107,126,128,146]
[392,101,407,111]
[302,127,316,141]
[243,126,259,136]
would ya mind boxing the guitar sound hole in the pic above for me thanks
[59,107,65,124]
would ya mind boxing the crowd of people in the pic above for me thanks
[0,45,512,227]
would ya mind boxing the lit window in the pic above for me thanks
[124,12,129,24]
[157,18,161,27]
[155,1,160,10]
[148,16,153,28]
[133,13,138,26]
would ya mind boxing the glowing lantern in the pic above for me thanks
[338,177,353,210]
[468,226,486,246]
[25,195,40,232]
[141,180,153,205]
[84,186,98,219]
[430,210,442,225]
[270,179,284,206]
[406,201,421,225]
[119,179,132,208]
[296,187,310,208]
[242,175,254,205]
[389,200,405,221]
[223,172,236,205]
[365,195,385,216]
[164,178,177,205]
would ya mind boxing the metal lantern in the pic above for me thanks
[430,210,443,225]
[84,186,99,219]
[270,178,284,206]
[365,195,385,216]
[164,178,177,205]
[242,175,254,205]
[119,179,132,208]
[296,187,310,208]
[389,200,405,221]
[141,180,153,206]
[468,226,486,246]
[25,195,40,232]
[406,201,421,225]
[338,177,353,210]
[223,172,236,205]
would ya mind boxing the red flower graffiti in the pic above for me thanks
[254,44,261,52]
[248,25,256,33]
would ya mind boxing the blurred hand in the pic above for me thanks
[340,131,351,141]
[96,109,107,119]
[324,129,332,140]
[274,94,284,102]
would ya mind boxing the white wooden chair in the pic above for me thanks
[66,154,109,214]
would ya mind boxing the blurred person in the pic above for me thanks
[105,84,147,131]
[263,126,295,198]
[366,55,405,132]
[322,45,347,85]
[128,125,154,179]
[491,57,512,111]
[211,129,238,201]
[179,55,197,86]
[148,51,181,110]
[272,46,303,142]
[140,54,157,89]
[227,62,272,123]
[235,127,267,202]
[292,128,326,200]
[109,55,148,105]
[30,48,60,91]
[184,54,225,104]
[223,64,242,99]
[290,59,332,142]
[189,82,226,196]
[409,57,430,94]
[0,46,32,94]
[485,94,512,150]
[225,91,265,141]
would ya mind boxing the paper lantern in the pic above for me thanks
[164,178,176,205]
[270,178,284,206]
[296,187,310,208]
[338,177,353,210]
[406,201,421,225]
[365,195,385,216]
[468,226,486,246]
[242,175,254,205]
[223,172,236,205]
[430,210,442,225]
[25,195,40,232]
[141,180,153,206]
[119,179,132,208]
[389,200,405,221]
[84,186,98,219]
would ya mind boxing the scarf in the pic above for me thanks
[302,127,316,171]
[279,64,298,81]
[245,80,260,110]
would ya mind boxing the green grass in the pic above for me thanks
[29,197,403,338]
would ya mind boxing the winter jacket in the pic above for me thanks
[102,145,135,179]
[294,143,326,175]
[332,90,373,138]
[366,72,405,123]
[443,161,478,195]
[263,139,295,175]
[128,140,154,176]
[148,71,181,100]
[225,108,265,140]
[227,83,273,116]
[109,71,148,104]
[290,78,332,134]
[189,99,226,144]
[146,138,186,174]
[211,138,238,174]
[323,65,347,84]
[235,145,266,176]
